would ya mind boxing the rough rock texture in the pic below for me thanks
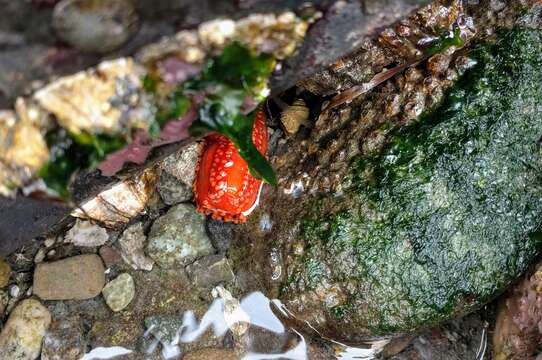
[205,219,233,254]
[0,257,11,288]
[102,273,135,312]
[0,299,51,360]
[387,314,488,360]
[493,261,542,359]
[98,246,123,268]
[186,255,234,288]
[146,203,214,268]
[116,222,154,271]
[157,171,193,205]
[41,315,88,360]
[33,254,105,300]
[64,219,109,247]
[144,314,183,345]
[232,0,542,342]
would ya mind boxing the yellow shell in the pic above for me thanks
[280,99,310,136]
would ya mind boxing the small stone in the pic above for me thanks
[41,316,87,360]
[186,255,234,288]
[184,349,236,360]
[0,257,11,288]
[144,315,183,345]
[64,219,109,247]
[99,246,122,268]
[9,285,20,298]
[147,204,214,268]
[206,219,233,254]
[102,273,135,312]
[157,171,193,205]
[117,222,154,271]
[33,254,105,300]
[0,299,52,360]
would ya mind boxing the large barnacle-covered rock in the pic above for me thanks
[232,0,542,342]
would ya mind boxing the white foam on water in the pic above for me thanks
[142,290,379,360]
[80,346,132,360]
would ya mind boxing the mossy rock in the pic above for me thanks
[234,28,542,342]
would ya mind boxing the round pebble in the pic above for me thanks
[102,273,135,312]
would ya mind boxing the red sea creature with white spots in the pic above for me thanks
[194,110,268,223]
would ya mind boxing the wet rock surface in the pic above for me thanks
[492,261,542,359]
[1,1,542,359]
[386,314,488,360]
[0,299,51,360]
[233,0,542,342]
[41,315,87,360]
[147,203,214,268]
[33,254,105,300]
[186,254,234,288]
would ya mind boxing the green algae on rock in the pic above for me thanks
[265,28,542,340]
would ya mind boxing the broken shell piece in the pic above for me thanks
[71,167,158,227]
[280,99,310,136]
[34,58,149,137]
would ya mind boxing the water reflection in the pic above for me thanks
[81,288,380,359]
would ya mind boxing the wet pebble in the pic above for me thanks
[146,203,214,268]
[33,254,105,300]
[102,273,135,312]
[53,0,139,53]
[116,222,154,271]
[64,219,109,247]
[186,255,234,288]
[0,299,51,360]
[0,257,11,288]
